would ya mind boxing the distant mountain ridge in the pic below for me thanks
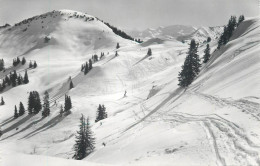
[128,25,223,43]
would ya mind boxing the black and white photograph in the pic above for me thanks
[0,0,259,165]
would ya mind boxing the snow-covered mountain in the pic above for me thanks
[0,10,260,166]
[128,25,223,43]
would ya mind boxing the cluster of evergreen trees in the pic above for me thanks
[178,39,201,87]
[217,15,244,49]
[0,70,29,92]
[13,57,26,67]
[0,59,4,71]
[0,96,4,105]
[14,102,25,118]
[104,22,135,41]
[28,91,42,114]
[13,92,73,119]
[29,61,37,68]
[95,104,107,122]
[134,38,143,43]
[81,59,93,75]
[73,114,95,160]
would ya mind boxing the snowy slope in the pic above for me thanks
[0,10,260,166]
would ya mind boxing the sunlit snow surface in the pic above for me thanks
[0,11,259,166]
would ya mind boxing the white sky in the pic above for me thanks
[0,0,258,30]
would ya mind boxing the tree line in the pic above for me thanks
[218,15,244,49]
[178,15,244,88]
[13,91,73,119]
[0,70,29,92]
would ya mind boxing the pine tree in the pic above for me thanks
[17,57,21,64]
[147,48,152,56]
[84,62,89,75]
[29,61,33,68]
[21,57,26,65]
[23,70,29,84]
[28,91,42,114]
[102,105,107,118]
[178,39,201,87]
[28,92,34,114]
[68,96,72,109]
[73,115,95,160]
[10,71,17,87]
[238,15,245,26]
[70,80,74,89]
[14,105,19,118]
[19,102,25,116]
[13,59,17,66]
[64,95,69,112]
[115,51,118,57]
[33,91,42,114]
[5,75,11,86]
[42,91,50,117]
[17,74,23,85]
[33,61,37,68]
[88,59,92,70]
[207,37,211,43]
[95,104,107,122]
[0,59,4,71]
[81,64,84,71]
[0,97,5,105]
[116,43,120,49]
[64,95,72,113]
[93,55,98,62]
[73,115,87,160]
[84,117,95,154]
[203,44,211,63]
[59,105,64,116]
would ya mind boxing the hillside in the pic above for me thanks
[0,10,260,166]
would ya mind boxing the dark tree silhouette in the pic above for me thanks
[19,102,25,116]
[147,48,152,56]
[14,105,19,118]
[73,115,95,160]
[23,70,29,84]
[178,39,201,87]
[42,91,50,117]
[203,44,211,63]
[70,80,74,89]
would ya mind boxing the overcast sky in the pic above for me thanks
[0,0,258,30]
